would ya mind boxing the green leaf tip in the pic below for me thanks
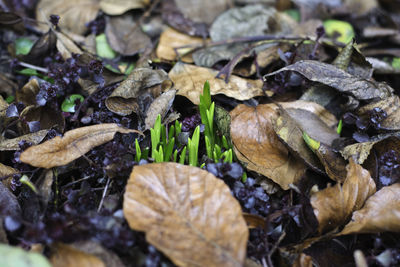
[302,132,320,152]
[337,119,343,135]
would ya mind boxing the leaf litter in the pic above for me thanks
[2,0,400,266]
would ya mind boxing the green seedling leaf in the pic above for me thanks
[168,125,175,143]
[337,119,343,135]
[205,135,213,159]
[188,126,200,166]
[17,68,39,76]
[151,115,162,159]
[5,95,15,104]
[135,139,141,162]
[241,172,247,183]
[179,146,187,164]
[19,175,38,193]
[175,120,182,138]
[303,132,320,152]
[96,33,117,59]
[164,137,175,162]
[392,58,400,69]
[222,135,229,150]
[173,150,178,162]
[154,146,164,163]
[285,9,300,22]
[0,243,52,267]
[323,19,355,44]
[61,94,84,113]
[15,37,34,55]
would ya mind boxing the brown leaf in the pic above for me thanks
[123,163,248,267]
[105,68,169,116]
[156,27,206,62]
[144,89,176,129]
[105,14,151,56]
[265,60,393,101]
[20,124,142,168]
[16,79,40,106]
[36,0,99,35]
[339,183,400,235]
[99,0,149,15]
[230,104,306,190]
[20,105,65,133]
[169,62,264,105]
[50,243,105,267]
[0,163,18,190]
[175,0,230,25]
[292,253,313,267]
[0,129,49,151]
[310,159,376,233]
[314,143,348,183]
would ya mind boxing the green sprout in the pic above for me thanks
[303,132,320,152]
[337,119,343,135]
[188,126,200,166]
[61,94,84,113]
[20,175,38,194]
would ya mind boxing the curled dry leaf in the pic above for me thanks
[105,68,169,116]
[156,27,206,63]
[36,0,99,35]
[0,129,49,151]
[169,62,264,105]
[265,60,393,101]
[230,104,306,190]
[50,243,105,267]
[339,183,400,235]
[20,124,142,168]
[313,142,348,183]
[144,90,176,129]
[310,159,376,233]
[123,163,248,267]
[99,0,149,15]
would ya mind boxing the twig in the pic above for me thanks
[18,61,48,73]
[97,177,111,212]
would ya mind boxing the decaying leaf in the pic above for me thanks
[20,124,142,168]
[105,14,151,56]
[357,95,400,131]
[0,163,18,189]
[105,68,169,116]
[16,78,40,106]
[169,62,264,105]
[230,104,306,190]
[144,90,176,129]
[50,243,105,267]
[156,27,206,62]
[339,183,400,235]
[0,129,49,151]
[99,0,149,15]
[292,253,313,267]
[175,0,230,25]
[313,142,348,183]
[0,181,21,219]
[36,0,99,35]
[265,60,393,101]
[310,159,376,233]
[19,105,65,133]
[123,163,248,267]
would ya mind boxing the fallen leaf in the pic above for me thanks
[156,27,206,62]
[265,60,393,101]
[0,244,51,267]
[230,104,306,190]
[105,13,151,56]
[313,142,348,183]
[0,163,18,189]
[175,0,230,25]
[123,162,248,267]
[169,62,264,105]
[0,181,21,219]
[310,159,376,233]
[0,129,49,151]
[20,105,65,133]
[105,68,169,116]
[16,78,40,106]
[50,243,105,267]
[99,0,149,15]
[292,253,313,267]
[20,124,142,168]
[36,0,99,35]
[144,89,176,129]
[338,183,400,235]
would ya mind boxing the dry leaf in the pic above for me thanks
[169,62,264,105]
[156,27,206,62]
[175,0,230,24]
[292,253,313,267]
[36,0,99,35]
[310,159,376,233]
[105,14,151,56]
[265,60,393,100]
[123,163,248,267]
[20,124,142,168]
[99,0,149,15]
[339,183,400,235]
[16,79,40,106]
[230,104,306,190]
[50,243,105,267]
[0,163,18,189]
[144,90,176,129]
[105,68,168,116]
[0,129,49,151]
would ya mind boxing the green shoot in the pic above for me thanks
[303,132,320,152]
[164,137,175,162]
[337,119,343,135]
[179,146,187,164]
[151,115,162,159]
[135,139,141,162]
[188,126,200,166]
[20,175,38,193]
[154,146,164,163]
